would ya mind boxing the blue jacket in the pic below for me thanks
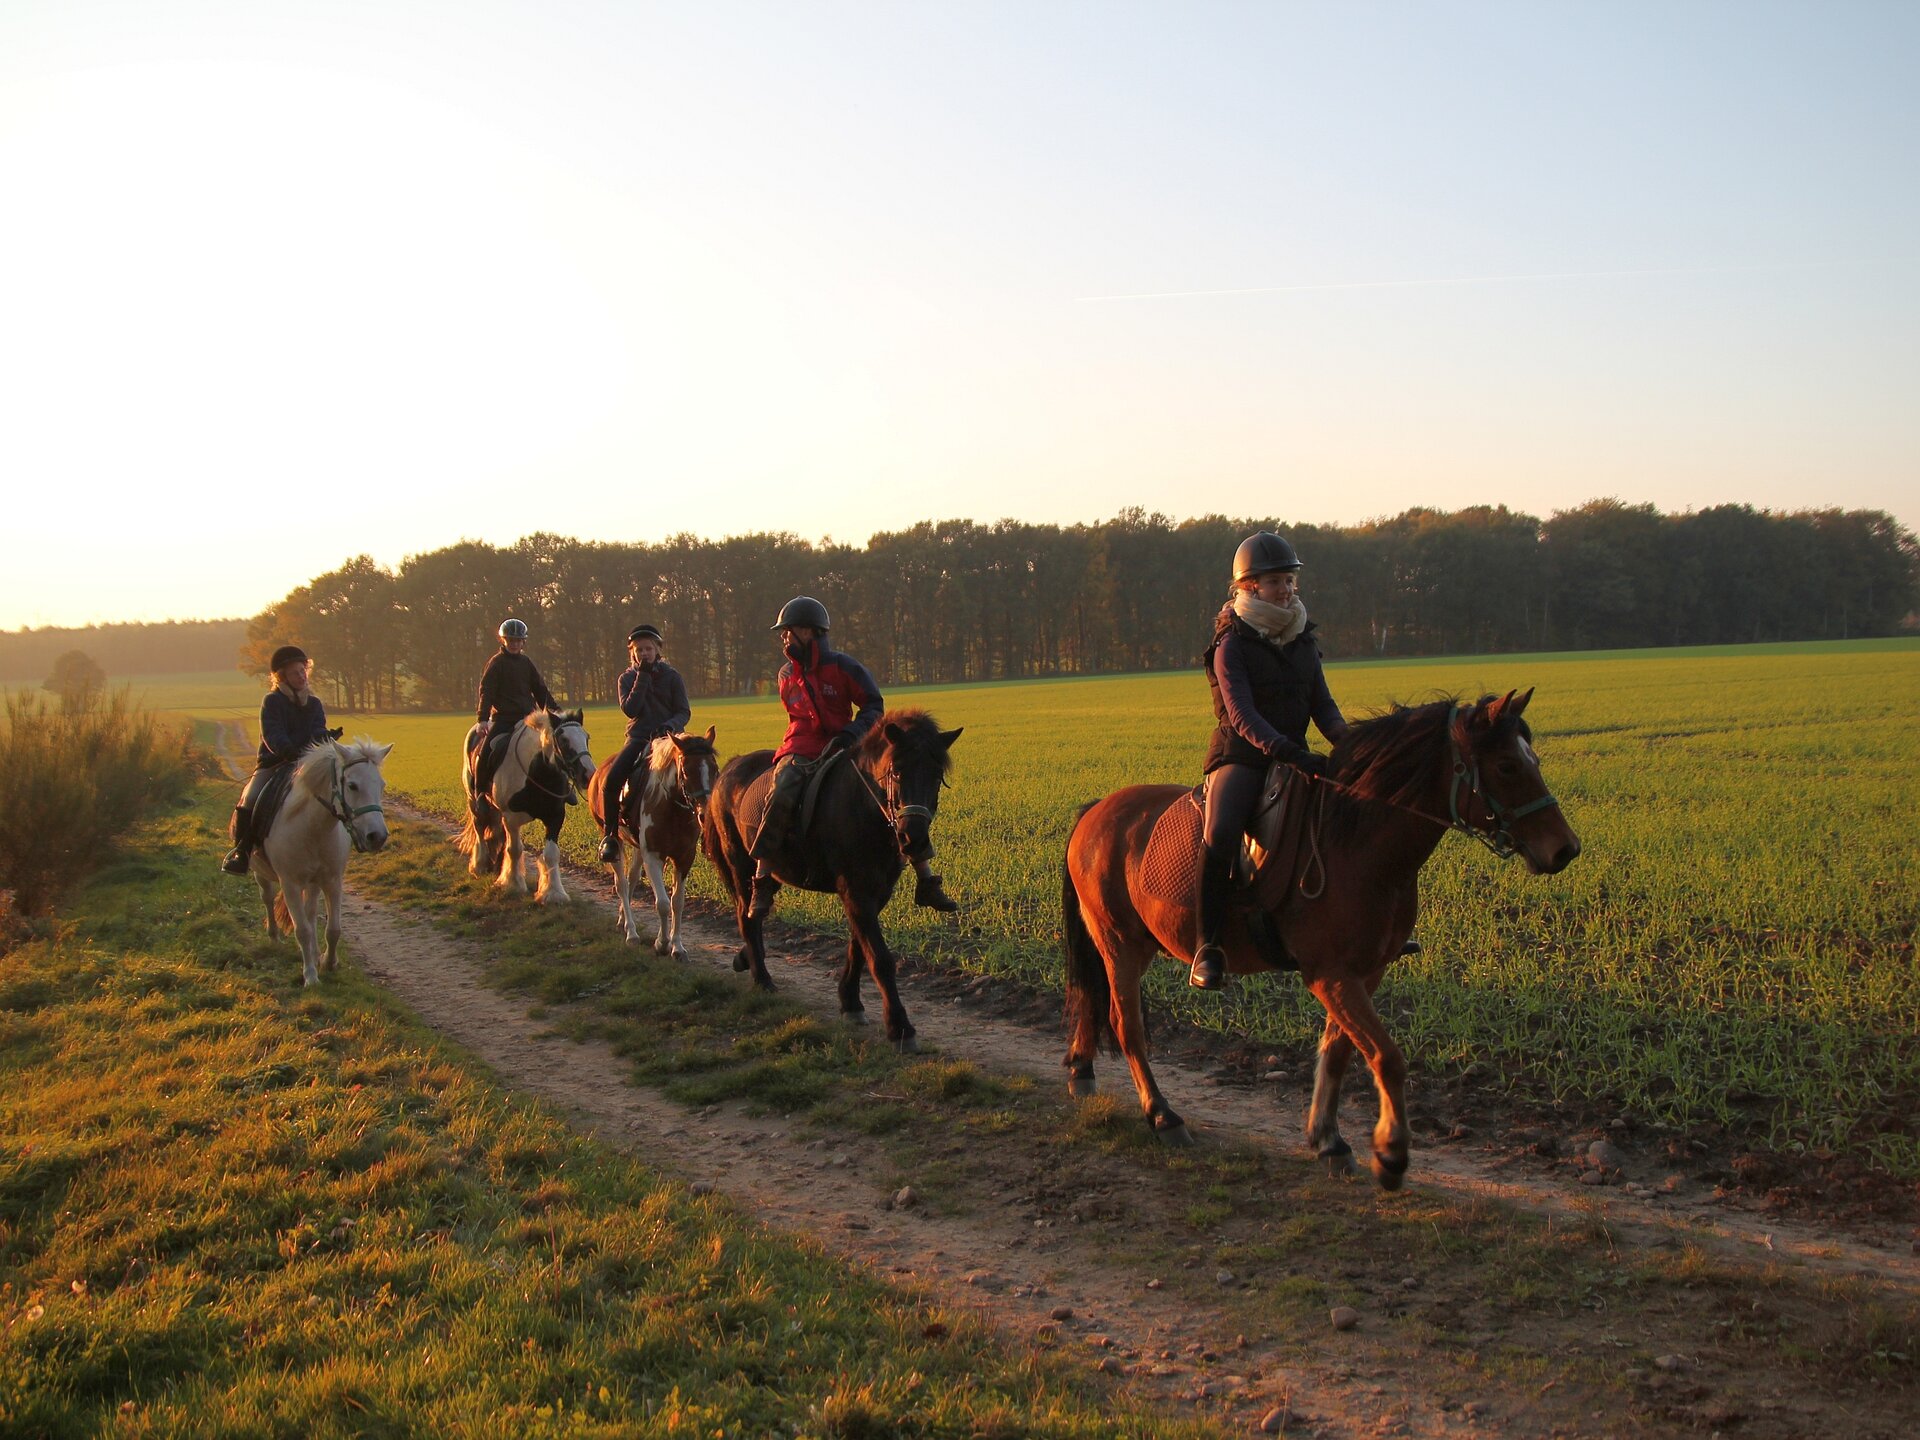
[257,687,330,767]
[618,661,692,740]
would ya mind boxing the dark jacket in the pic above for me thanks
[1203,611,1345,774]
[477,649,557,727]
[257,686,330,767]
[617,661,692,740]
[773,641,883,761]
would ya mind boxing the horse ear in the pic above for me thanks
[376,742,394,763]
[1510,687,1535,716]
[939,727,963,750]
[884,721,905,746]
[704,725,716,743]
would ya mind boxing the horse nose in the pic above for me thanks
[366,828,389,854]
[1542,837,1579,873]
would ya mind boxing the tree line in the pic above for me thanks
[0,620,247,684]
[238,502,1919,711]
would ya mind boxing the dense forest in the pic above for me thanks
[0,620,246,684]
[235,502,1918,712]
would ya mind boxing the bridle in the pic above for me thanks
[670,745,716,816]
[849,750,939,854]
[1321,704,1560,862]
[325,752,386,852]
[521,717,592,803]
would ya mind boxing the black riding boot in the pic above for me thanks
[1188,851,1233,990]
[221,807,254,876]
[911,856,958,912]
[598,830,621,864]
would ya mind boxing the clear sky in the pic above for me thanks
[3,0,1916,628]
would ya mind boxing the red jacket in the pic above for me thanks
[773,641,883,761]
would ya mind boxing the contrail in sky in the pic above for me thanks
[1074,257,1897,302]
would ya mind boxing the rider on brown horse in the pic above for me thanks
[221,644,338,875]
[597,623,692,864]
[748,596,959,919]
[472,618,559,814]
[1191,532,1350,990]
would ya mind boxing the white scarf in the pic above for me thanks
[1233,590,1308,646]
[274,680,313,707]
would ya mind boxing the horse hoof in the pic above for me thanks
[733,949,751,972]
[1319,1139,1357,1177]
[1154,1120,1195,1148]
[1067,1074,1096,1099]
[842,1010,868,1026]
[751,974,777,993]
[893,1034,917,1054]
[1373,1151,1410,1192]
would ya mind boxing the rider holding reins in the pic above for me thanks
[1191,532,1349,990]
[221,644,337,875]
[748,597,958,919]
[472,618,558,810]
[597,623,692,863]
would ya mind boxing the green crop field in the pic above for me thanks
[293,639,1919,1175]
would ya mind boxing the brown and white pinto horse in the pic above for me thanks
[1063,690,1579,1189]
[587,727,719,958]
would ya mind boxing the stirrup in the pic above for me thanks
[220,847,251,876]
[1188,943,1227,991]
[597,834,621,864]
[913,872,959,912]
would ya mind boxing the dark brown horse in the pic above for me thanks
[1063,690,1579,1189]
[702,710,961,1051]
[587,727,719,958]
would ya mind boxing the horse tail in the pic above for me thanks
[274,893,293,931]
[702,803,738,901]
[455,806,478,857]
[1061,802,1113,1058]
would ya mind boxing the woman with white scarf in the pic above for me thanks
[221,644,335,875]
[1190,532,1349,990]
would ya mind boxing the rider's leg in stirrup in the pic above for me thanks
[221,806,254,875]
[910,854,958,912]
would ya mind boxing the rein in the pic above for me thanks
[848,753,935,841]
[521,718,588,803]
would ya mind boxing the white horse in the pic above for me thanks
[458,709,595,902]
[588,727,719,957]
[251,737,393,986]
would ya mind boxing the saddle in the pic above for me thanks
[1138,762,1324,968]
[745,749,850,874]
[241,763,299,848]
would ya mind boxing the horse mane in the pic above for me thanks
[859,708,954,780]
[294,736,389,796]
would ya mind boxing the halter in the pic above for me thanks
[849,751,937,851]
[1443,704,1561,860]
[325,752,386,852]
[524,716,590,802]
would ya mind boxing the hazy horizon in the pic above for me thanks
[5,1,1916,629]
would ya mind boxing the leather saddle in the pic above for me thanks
[1139,762,1324,967]
[245,763,299,848]
[746,749,851,877]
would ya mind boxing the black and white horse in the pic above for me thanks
[459,710,595,902]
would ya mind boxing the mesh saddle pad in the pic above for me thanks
[1138,765,1321,919]
[245,763,298,847]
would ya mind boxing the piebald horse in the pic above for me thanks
[459,709,595,902]
[251,737,393,986]
[587,727,720,957]
[1063,691,1579,1189]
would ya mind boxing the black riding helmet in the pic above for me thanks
[269,644,309,673]
[627,623,664,646]
[1232,531,1303,582]
[770,596,831,631]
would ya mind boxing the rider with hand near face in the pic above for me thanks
[747,596,958,920]
[598,624,692,863]
[221,644,335,875]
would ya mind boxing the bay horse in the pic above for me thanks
[459,709,595,902]
[1063,690,1579,1189]
[250,737,393,986]
[702,710,961,1051]
[587,727,719,958]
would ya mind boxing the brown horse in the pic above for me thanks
[702,709,960,1051]
[1063,690,1579,1189]
[587,727,719,958]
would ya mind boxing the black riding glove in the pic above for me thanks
[824,731,854,756]
[1293,752,1331,779]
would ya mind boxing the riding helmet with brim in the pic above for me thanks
[498,618,529,641]
[1233,531,1303,582]
[770,596,831,631]
[627,623,664,645]
[269,644,309,674]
